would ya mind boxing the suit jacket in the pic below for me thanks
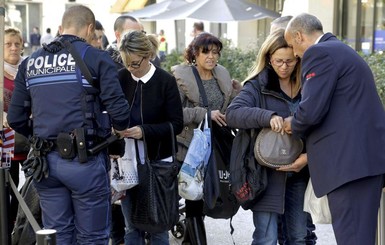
[291,33,385,197]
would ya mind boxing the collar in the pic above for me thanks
[131,63,156,84]
[315,34,324,44]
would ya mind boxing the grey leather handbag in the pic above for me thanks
[254,128,303,168]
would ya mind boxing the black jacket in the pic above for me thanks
[118,66,183,160]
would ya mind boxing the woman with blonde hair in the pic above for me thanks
[118,30,183,245]
[226,29,314,244]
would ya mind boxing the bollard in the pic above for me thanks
[36,229,57,245]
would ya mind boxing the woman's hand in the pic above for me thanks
[270,115,284,134]
[122,126,143,139]
[232,79,242,94]
[211,110,227,127]
[277,153,308,172]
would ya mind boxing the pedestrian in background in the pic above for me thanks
[191,21,205,38]
[173,32,240,245]
[284,13,385,245]
[118,29,183,245]
[29,26,41,52]
[226,29,312,244]
[270,15,293,33]
[7,5,130,244]
[40,28,55,46]
[158,29,167,62]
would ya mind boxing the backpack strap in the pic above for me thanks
[247,79,266,109]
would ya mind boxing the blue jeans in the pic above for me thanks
[34,152,110,245]
[120,192,169,245]
[252,174,308,245]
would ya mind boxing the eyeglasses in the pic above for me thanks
[127,57,145,69]
[270,58,298,67]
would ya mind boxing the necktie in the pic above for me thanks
[130,80,143,127]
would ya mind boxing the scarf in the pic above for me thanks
[4,57,22,79]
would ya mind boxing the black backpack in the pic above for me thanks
[229,79,268,210]
[229,128,268,210]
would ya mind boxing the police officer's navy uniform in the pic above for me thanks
[8,35,130,244]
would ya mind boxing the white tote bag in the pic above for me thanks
[110,138,139,192]
[303,179,332,224]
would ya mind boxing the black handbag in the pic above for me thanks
[130,123,180,233]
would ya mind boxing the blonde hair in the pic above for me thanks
[244,29,301,94]
[5,27,23,43]
[119,30,158,67]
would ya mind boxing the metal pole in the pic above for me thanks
[0,0,8,244]
[0,169,10,245]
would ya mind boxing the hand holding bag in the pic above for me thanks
[130,123,179,233]
[254,128,303,168]
[178,114,211,201]
[110,138,139,192]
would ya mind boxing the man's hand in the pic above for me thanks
[277,153,307,172]
[283,116,293,134]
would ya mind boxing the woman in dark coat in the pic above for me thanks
[118,30,183,245]
[226,29,312,244]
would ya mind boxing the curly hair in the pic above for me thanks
[184,32,222,64]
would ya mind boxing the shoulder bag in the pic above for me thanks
[130,123,180,233]
[191,66,240,219]
[254,128,303,168]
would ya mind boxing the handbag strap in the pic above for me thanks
[140,122,176,162]
[191,66,209,108]
[191,66,212,128]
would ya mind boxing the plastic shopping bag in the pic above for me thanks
[304,179,332,224]
[110,138,139,192]
[178,114,211,200]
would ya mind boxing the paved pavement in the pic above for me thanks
[169,208,337,245]
[19,170,336,245]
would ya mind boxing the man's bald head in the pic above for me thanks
[113,15,143,46]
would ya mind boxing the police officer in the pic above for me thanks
[7,5,130,245]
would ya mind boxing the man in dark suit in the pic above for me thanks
[283,13,385,244]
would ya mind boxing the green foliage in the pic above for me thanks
[161,50,185,73]
[218,39,258,82]
[361,52,385,105]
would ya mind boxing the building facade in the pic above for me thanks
[4,0,385,54]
